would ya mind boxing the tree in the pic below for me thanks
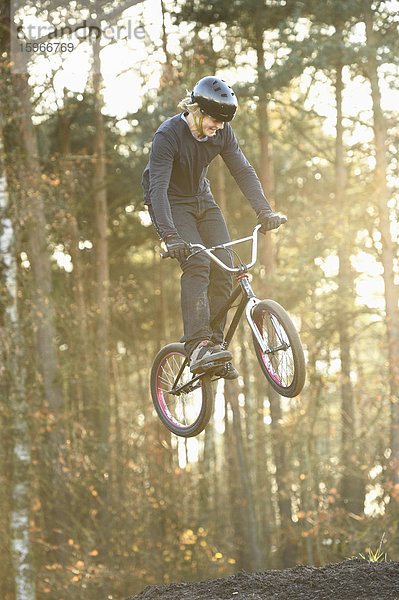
[2,0,69,559]
[0,111,35,600]
[363,0,399,493]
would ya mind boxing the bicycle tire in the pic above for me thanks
[252,300,306,397]
[150,342,214,437]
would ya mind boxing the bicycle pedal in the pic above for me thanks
[214,362,239,380]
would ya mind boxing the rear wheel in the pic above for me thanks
[150,343,214,437]
[252,300,306,397]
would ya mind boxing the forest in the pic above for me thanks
[1,0,399,599]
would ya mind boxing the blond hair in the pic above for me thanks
[177,92,202,116]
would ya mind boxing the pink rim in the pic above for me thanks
[156,352,203,429]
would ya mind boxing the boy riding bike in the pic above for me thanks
[142,76,285,378]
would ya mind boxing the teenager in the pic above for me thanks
[143,76,284,377]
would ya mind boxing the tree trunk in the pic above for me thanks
[364,5,399,488]
[58,103,92,430]
[160,0,178,108]
[255,375,275,567]
[10,60,67,549]
[0,127,35,600]
[91,38,111,565]
[13,71,63,427]
[93,38,111,440]
[334,56,364,514]
[255,19,295,567]
[255,13,275,278]
[226,380,263,570]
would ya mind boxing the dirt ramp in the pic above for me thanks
[126,558,399,600]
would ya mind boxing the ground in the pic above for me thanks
[126,558,399,600]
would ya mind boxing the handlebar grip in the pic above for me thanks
[161,243,194,259]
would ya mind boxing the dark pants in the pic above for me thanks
[168,194,233,357]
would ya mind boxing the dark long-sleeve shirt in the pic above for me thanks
[142,113,272,239]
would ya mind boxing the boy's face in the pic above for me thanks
[201,114,224,136]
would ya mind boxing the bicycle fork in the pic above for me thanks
[236,273,274,355]
[234,275,263,350]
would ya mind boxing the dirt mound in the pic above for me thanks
[126,558,399,600]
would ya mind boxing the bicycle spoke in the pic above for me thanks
[258,310,296,388]
[159,362,175,387]
[159,372,174,388]
[159,356,185,390]
[156,351,204,429]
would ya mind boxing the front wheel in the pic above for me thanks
[252,300,306,398]
[150,343,214,437]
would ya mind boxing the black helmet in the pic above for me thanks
[191,76,238,122]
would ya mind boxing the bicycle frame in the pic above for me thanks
[189,223,272,353]
[168,225,272,394]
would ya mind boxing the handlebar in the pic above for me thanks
[160,216,287,273]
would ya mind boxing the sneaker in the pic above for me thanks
[215,361,239,380]
[189,340,232,374]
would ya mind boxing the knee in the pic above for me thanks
[214,247,234,270]
[212,249,233,281]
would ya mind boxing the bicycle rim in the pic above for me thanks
[253,300,305,397]
[152,346,213,437]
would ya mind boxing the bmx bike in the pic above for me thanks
[150,222,306,437]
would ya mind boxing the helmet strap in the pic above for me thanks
[193,112,205,137]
